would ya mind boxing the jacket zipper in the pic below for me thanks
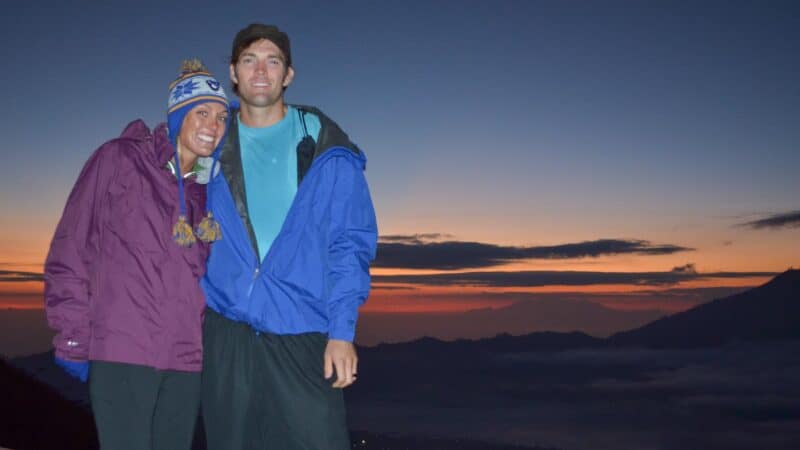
[246,266,259,297]
[241,149,353,301]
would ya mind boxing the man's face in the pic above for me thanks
[178,102,229,160]
[230,39,294,108]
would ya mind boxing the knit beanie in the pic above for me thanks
[167,59,229,247]
[168,59,229,147]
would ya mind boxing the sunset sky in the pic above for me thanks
[1,1,798,332]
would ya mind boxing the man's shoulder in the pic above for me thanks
[291,105,337,133]
[292,104,324,119]
[290,104,359,156]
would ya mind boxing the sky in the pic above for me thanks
[1,1,798,337]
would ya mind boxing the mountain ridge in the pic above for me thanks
[608,268,800,348]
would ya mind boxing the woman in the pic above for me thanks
[44,59,229,450]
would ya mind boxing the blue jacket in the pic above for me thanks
[201,106,377,342]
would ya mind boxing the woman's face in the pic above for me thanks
[178,102,228,160]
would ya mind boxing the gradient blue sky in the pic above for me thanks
[1,1,798,313]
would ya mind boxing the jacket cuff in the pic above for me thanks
[328,314,357,342]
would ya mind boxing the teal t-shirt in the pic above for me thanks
[240,106,321,261]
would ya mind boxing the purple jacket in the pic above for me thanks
[44,120,209,372]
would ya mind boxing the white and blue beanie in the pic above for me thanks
[167,59,229,148]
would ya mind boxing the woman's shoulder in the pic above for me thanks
[95,120,162,163]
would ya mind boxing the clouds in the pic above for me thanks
[375,236,693,270]
[0,270,43,282]
[373,267,775,288]
[740,210,800,230]
[374,235,770,288]
[379,234,454,244]
[670,263,697,274]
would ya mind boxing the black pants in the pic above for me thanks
[201,309,349,450]
[89,361,201,450]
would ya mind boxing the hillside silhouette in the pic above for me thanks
[609,269,800,348]
[357,297,664,345]
[0,358,97,450]
[360,269,800,353]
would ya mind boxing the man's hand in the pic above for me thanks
[324,339,358,388]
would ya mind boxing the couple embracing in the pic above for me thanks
[45,23,377,450]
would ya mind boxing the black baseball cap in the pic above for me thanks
[231,23,292,67]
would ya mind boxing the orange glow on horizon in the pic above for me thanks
[363,288,512,313]
[0,304,44,310]
[0,281,43,295]
[0,272,774,314]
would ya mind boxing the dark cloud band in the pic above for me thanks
[740,210,800,230]
[375,237,693,270]
[373,268,775,288]
[0,270,44,282]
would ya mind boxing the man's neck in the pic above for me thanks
[239,100,288,128]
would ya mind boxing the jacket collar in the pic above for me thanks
[212,105,365,259]
[292,104,360,157]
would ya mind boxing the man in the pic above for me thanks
[200,24,377,450]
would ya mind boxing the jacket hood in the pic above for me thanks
[118,119,174,166]
[293,104,360,158]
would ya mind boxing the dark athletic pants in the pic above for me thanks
[201,309,349,450]
[89,361,201,450]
